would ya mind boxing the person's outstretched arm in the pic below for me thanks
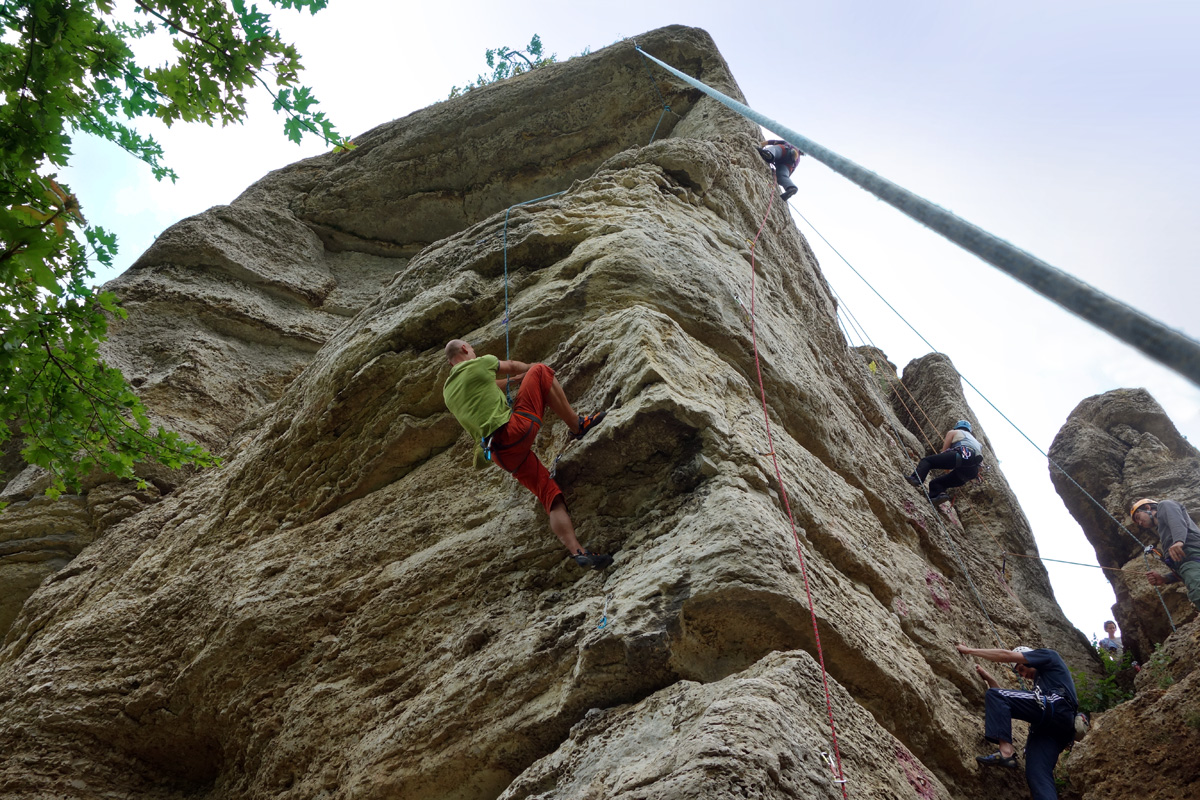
[496,359,530,376]
[956,644,1028,665]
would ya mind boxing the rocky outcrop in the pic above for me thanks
[1061,622,1200,800]
[1049,388,1200,659]
[0,496,91,635]
[0,25,745,635]
[1047,388,1200,800]
[0,481,163,635]
[0,26,1102,800]
[892,353,1094,663]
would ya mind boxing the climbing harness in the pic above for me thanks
[745,177,849,797]
[481,411,542,467]
[763,139,803,172]
[1148,543,1200,573]
[953,444,979,462]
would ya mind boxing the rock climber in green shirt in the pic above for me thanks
[443,339,612,570]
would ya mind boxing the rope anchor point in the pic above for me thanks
[820,751,848,784]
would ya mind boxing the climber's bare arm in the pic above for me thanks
[955,644,1027,665]
[496,359,530,376]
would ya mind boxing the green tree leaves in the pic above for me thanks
[1,0,348,498]
[448,34,557,99]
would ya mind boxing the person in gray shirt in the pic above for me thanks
[1097,620,1122,658]
[1133,498,1200,610]
[906,419,985,506]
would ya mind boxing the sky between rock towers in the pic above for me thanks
[63,0,1200,644]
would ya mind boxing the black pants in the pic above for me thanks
[916,450,982,495]
[983,688,1074,800]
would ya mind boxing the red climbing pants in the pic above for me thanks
[491,364,564,514]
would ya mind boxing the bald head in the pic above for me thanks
[445,339,475,365]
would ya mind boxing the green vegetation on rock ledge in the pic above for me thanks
[448,34,582,98]
[1072,649,1134,715]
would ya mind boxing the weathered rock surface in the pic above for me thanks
[0,25,1105,800]
[499,650,953,800]
[1061,621,1200,800]
[0,495,92,635]
[1049,388,1200,659]
[0,25,742,626]
[892,353,1095,663]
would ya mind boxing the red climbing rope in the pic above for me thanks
[747,176,849,797]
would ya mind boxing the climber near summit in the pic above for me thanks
[906,419,984,506]
[956,643,1078,800]
[442,339,612,570]
[1132,498,1200,610]
[758,138,803,201]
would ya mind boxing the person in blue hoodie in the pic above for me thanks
[906,419,984,505]
[956,643,1078,800]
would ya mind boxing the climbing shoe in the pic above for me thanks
[905,472,922,487]
[568,411,606,442]
[758,147,774,164]
[976,752,1018,769]
[782,186,798,201]
[574,549,613,571]
[929,493,952,505]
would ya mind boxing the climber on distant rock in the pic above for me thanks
[956,643,1078,800]
[442,339,611,570]
[1132,498,1200,610]
[757,138,803,201]
[906,419,984,506]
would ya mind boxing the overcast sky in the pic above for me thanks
[62,0,1200,642]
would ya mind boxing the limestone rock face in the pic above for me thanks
[0,25,750,624]
[0,25,1102,800]
[499,651,954,800]
[1049,388,1200,658]
[0,496,91,635]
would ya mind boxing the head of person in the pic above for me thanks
[953,420,972,433]
[1130,498,1159,529]
[1012,645,1038,680]
[1104,620,1117,637]
[445,339,476,365]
